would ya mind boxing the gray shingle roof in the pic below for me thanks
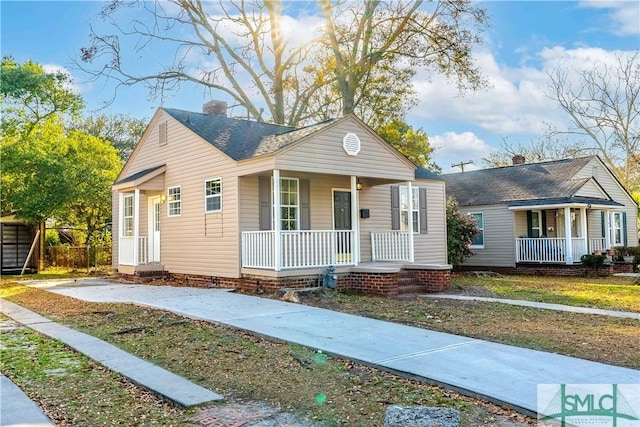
[115,165,165,185]
[164,108,334,160]
[442,156,602,206]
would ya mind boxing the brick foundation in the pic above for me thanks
[118,267,453,297]
[455,262,634,277]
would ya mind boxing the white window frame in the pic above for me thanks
[400,186,419,234]
[276,177,299,231]
[122,194,134,237]
[204,178,222,213]
[610,212,623,246]
[167,186,182,217]
[469,212,484,249]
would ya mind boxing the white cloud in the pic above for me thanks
[430,132,493,172]
[579,1,640,36]
[42,64,84,94]
[413,46,635,139]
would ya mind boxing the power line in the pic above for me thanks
[451,160,474,172]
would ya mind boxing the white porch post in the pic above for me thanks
[350,176,360,266]
[563,207,573,264]
[273,169,281,271]
[604,209,612,249]
[133,188,140,266]
[580,207,588,254]
[407,181,415,263]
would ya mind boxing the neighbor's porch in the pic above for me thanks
[511,204,620,264]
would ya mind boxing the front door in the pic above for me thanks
[148,197,161,263]
[333,191,352,260]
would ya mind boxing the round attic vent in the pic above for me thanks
[343,132,361,156]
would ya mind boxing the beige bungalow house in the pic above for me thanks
[442,155,638,271]
[112,103,450,295]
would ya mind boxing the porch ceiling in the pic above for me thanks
[113,165,166,191]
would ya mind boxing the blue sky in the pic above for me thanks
[2,1,639,171]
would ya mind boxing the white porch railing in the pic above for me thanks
[516,237,591,263]
[242,230,355,270]
[118,236,148,266]
[516,237,566,263]
[571,238,588,260]
[371,231,411,262]
[589,238,607,253]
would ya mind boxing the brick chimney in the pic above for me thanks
[512,154,525,165]
[203,100,227,116]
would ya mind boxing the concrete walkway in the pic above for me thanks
[1,374,54,427]
[0,299,223,409]
[12,278,640,416]
[420,294,640,319]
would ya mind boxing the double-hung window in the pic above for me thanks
[167,186,181,216]
[469,212,484,248]
[400,186,419,233]
[279,178,299,230]
[205,178,222,212]
[611,212,623,246]
[122,195,134,236]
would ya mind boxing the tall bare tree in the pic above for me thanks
[80,0,320,125]
[318,0,488,117]
[483,135,592,168]
[80,0,487,128]
[547,51,640,192]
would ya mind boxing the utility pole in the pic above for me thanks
[451,160,474,172]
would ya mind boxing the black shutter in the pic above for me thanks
[300,179,310,230]
[526,210,533,238]
[622,212,627,246]
[601,211,606,237]
[259,176,271,230]
[419,187,427,234]
[391,186,400,230]
[541,210,547,237]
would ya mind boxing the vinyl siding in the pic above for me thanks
[575,180,607,198]
[459,204,516,267]
[275,118,415,181]
[578,158,638,247]
[358,180,447,264]
[113,110,242,278]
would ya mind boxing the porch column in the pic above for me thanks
[406,181,415,263]
[563,207,573,264]
[133,188,140,266]
[273,169,281,271]
[604,209,612,249]
[580,207,588,256]
[350,176,360,266]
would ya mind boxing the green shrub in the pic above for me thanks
[580,254,606,271]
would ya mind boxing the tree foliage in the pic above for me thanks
[547,51,640,193]
[1,56,83,136]
[376,117,433,167]
[1,58,121,244]
[72,114,147,162]
[446,196,478,266]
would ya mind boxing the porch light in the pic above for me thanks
[356,180,363,191]
[160,195,166,203]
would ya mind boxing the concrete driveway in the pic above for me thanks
[22,278,640,416]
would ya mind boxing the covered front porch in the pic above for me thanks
[510,200,623,264]
[240,169,417,272]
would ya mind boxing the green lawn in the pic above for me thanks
[451,274,640,312]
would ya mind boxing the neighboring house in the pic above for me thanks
[442,155,638,269]
[0,215,44,274]
[112,103,450,295]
